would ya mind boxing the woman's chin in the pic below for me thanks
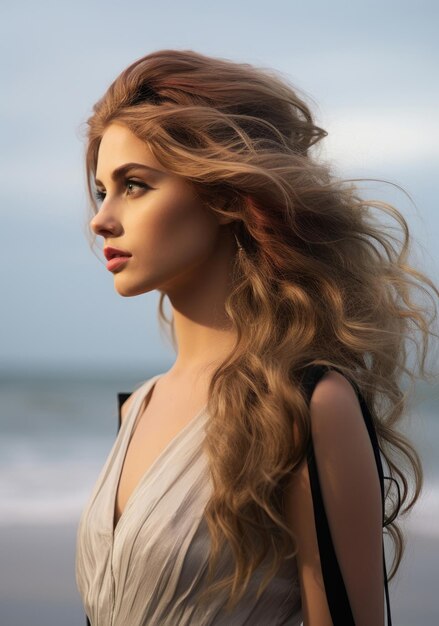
[113,276,155,298]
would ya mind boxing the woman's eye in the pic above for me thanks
[93,179,151,204]
[125,179,150,195]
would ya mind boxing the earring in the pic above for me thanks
[234,232,244,252]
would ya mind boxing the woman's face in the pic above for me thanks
[90,122,230,297]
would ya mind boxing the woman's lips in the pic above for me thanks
[106,256,131,272]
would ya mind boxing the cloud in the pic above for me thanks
[317,107,439,171]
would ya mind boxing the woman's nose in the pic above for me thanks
[89,203,120,237]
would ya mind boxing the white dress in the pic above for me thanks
[75,374,303,625]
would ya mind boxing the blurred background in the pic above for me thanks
[0,0,438,624]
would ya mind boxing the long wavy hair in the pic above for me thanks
[82,49,439,612]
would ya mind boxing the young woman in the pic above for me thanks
[75,49,438,626]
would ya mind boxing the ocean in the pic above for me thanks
[0,370,438,625]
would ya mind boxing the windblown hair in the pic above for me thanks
[83,49,438,612]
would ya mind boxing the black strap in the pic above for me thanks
[117,392,132,433]
[302,364,392,625]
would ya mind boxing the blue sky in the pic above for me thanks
[1,0,437,374]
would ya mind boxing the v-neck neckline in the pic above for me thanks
[111,373,208,539]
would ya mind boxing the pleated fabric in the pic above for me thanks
[75,374,303,626]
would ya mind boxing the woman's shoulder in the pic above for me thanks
[118,373,161,426]
[307,368,360,411]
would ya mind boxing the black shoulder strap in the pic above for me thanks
[117,392,132,433]
[302,364,392,625]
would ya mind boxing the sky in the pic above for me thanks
[1,0,438,375]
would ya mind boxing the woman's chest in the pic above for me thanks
[114,392,208,530]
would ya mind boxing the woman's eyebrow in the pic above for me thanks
[94,162,164,186]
